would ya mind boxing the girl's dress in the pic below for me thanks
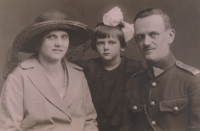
[76,56,142,131]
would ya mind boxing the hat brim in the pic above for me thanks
[14,20,92,53]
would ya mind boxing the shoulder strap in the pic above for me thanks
[176,61,200,75]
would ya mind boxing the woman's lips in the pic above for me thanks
[53,49,62,51]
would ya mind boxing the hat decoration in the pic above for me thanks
[103,6,134,42]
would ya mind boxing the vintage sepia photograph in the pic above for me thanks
[0,0,200,130]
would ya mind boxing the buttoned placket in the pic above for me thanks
[149,78,157,128]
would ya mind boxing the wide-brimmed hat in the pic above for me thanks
[14,11,93,53]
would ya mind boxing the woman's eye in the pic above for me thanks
[47,35,56,39]
[62,35,68,39]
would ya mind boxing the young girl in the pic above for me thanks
[76,7,142,131]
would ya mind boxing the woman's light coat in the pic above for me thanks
[0,55,98,131]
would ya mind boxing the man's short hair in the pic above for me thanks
[134,8,172,30]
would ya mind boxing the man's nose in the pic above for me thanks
[143,36,151,46]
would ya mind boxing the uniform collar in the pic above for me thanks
[147,51,177,77]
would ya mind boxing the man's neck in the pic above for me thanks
[147,51,177,77]
[148,50,169,66]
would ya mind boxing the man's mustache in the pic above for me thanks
[142,45,154,51]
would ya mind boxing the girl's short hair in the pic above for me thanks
[91,22,127,51]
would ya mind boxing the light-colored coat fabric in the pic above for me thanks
[0,55,98,131]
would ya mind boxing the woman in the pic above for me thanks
[0,11,98,131]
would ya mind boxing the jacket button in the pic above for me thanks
[152,82,157,87]
[151,121,156,126]
[173,106,179,111]
[133,106,137,110]
[150,101,155,106]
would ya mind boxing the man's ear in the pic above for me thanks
[168,29,175,44]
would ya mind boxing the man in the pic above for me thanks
[126,8,200,131]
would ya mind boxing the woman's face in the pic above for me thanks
[38,30,69,63]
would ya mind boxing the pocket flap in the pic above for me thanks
[159,97,188,114]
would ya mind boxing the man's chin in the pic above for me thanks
[143,55,156,63]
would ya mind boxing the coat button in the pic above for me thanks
[152,82,157,87]
[151,121,156,126]
[133,106,137,110]
[173,106,179,112]
[150,101,155,106]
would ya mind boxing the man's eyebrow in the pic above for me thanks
[135,33,144,36]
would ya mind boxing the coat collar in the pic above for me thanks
[20,55,83,120]
[62,59,84,107]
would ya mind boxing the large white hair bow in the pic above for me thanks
[103,6,134,42]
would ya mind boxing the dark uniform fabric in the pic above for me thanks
[126,51,200,131]
[75,56,142,131]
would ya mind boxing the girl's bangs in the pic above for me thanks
[95,26,121,39]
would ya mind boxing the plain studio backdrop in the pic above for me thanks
[0,0,200,93]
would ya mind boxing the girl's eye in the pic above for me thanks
[109,41,116,44]
[96,41,104,45]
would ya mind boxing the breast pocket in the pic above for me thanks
[129,97,143,113]
[159,97,189,114]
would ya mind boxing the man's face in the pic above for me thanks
[134,14,174,64]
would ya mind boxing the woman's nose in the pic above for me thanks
[55,39,62,47]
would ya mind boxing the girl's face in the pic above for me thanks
[38,30,69,63]
[96,37,125,62]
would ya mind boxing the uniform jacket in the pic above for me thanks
[126,51,200,131]
[0,55,98,131]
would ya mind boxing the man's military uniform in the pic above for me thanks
[126,51,200,131]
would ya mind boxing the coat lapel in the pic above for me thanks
[64,61,83,107]
[21,56,71,119]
